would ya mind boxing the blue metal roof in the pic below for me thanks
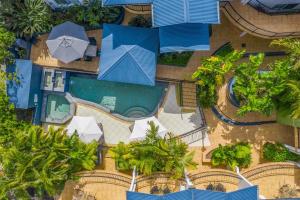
[102,0,152,6]
[152,0,220,27]
[127,186,258,200]
[98,24,159,86]
[159,23,210,53]
[6,59,42,110]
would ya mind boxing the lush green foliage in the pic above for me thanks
[233,54,289,116]
[263,142,300,162]
[52,0,122,29]
[0,72,98,199]
[0,126,98,199]
[272,39,300,120]
[213,42,234,57]
[1,0,51,38]
[192,50,244,107]
[0,27,15,64]
[110,122,197,179]
[128,15,152,28]
[211,142,251,170]
[158,52,193,67]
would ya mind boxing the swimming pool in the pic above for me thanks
[44,94,74,124]
[68,74,167,119]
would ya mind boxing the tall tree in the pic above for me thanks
[0,126,98,199]
[192,50,244,107]
[110,122,197,179]
[0,26,15,64]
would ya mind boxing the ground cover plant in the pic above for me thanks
[211,142,252,170]
[263,142,300,162]
[158,52,194,67]
[109,122,197,179]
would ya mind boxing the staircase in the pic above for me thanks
[181,82,197,108]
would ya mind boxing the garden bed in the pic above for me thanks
[51,1,124,30]
[158,52,193,67]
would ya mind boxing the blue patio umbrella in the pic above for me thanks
[46,21,89,64]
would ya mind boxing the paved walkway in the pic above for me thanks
[222,0,300,38]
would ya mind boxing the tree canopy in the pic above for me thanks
[0,0,51,38]
[0,26,15,64]
[192,50,244,107]
[0,71,98,199]
[110,122,197,179]
[192,38,300,121]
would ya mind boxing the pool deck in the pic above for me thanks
[72,84,209,145]
[30,30,102,73]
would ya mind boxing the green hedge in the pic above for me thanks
[211,142,252,170]
[158,52,193,67]
[263,142,300,162]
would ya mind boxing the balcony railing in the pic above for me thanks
[247,0,300,15]
[221,1,300,38]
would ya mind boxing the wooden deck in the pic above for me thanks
[30,29,102,73]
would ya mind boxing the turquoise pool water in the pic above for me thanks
[46,94,71,121]
[68,75,167,118]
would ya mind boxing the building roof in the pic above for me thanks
[159,23,210,53]
[152,0,220,27]
[98,24,159,86]
[102,0,152,6]
[127,186,258,200]
[6,59,42,110]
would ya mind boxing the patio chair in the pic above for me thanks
[84,37,97,61]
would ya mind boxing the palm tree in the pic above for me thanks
[1,0,51,39]
[110,122,197,178]
[279,80,300,119]
[0,126,98,199]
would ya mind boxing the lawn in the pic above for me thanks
[158,52,193,67]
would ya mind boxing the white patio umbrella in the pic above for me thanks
[46,21,89,64]
[66,116,103,143]
[129,116,167,141]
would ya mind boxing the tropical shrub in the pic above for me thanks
[128,15,152,28]
[158,52,193,67]
[0,26,15,64]
[272,39,300,120]
[52,0,122,29]
[192,50,244,107]
[233,54,289,116]
[263,142,300,162]
[0,73,98,199]
[110,122,197,179]
[211,142,251,170]
[1,0,51,38]
[0,126,98,199]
